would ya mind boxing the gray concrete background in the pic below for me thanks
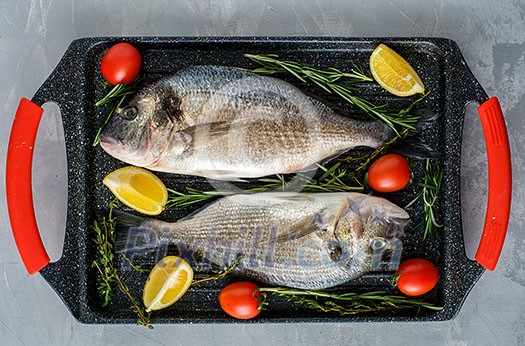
[1,0,524,345]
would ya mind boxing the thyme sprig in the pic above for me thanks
[245,53,425,136]
[114,271,153,329]
[92,199,119,307]
[405,159,444,240]
[191,257,241,286]
[92,200,153,328]
[93,77,143,146]
[166,163,362,208]
[257,287,443,315]
[121,253,150,274]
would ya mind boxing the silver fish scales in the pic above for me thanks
[115,192,408,289]
[100,65,392,180]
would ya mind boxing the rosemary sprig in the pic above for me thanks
[95,82,136,107]
[245,53,424,136]
[341,128,410,184]
[92,200,153,328]
[257,287,443,315]
[389,270,403,288]
[166,163,362,208]
[405,159,444,240]
[92,77,143,146]
[245,53,373,83]
[301,162,363,192]
[166,188,232,208]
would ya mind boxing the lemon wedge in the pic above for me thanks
[370,43,425,97]
[143,256,194,312]
[103,166,168,216]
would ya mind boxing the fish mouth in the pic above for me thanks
[99,133,161,168]
[99,134,127,159]
[99,135,134,163]
[99,133,121,147]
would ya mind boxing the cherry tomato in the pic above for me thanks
[395,258,439,296]
[218,281,261,320]
[367,153,410,192]
[100,43,142,85]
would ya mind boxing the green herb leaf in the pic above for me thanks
[92,199,153,328]
[244,54,427,136]
[166,163,362,208]
[93,76,143,146]
[257,287,443,315]
[405,159,443,240]
[191,257,242,286]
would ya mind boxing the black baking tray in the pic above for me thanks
[26,37,490,323]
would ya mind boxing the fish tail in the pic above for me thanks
[113,210,163,253]
[392,108,438,159]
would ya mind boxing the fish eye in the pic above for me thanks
[370,237,388,251]
[120,106,138,120]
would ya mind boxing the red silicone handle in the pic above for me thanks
[6,98,50,275]
[475,97,512,271]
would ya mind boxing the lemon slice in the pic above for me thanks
[143,256,194,312]
[103,166,168,215]
[370,43,425,97]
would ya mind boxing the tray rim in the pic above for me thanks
[32,36,487,324]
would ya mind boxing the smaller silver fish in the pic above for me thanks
[115,192,409,289]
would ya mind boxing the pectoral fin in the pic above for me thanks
[260,212,327,245]
[184,121,248,139]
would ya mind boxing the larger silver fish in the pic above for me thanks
[115,192,408,289]
[100,66,392,180]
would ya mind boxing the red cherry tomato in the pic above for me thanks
[395,258,439,296]
[367,153,410,192]
[218,281,261,320]
[100,43,142,85]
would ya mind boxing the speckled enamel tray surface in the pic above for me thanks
[32,37,488,323]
